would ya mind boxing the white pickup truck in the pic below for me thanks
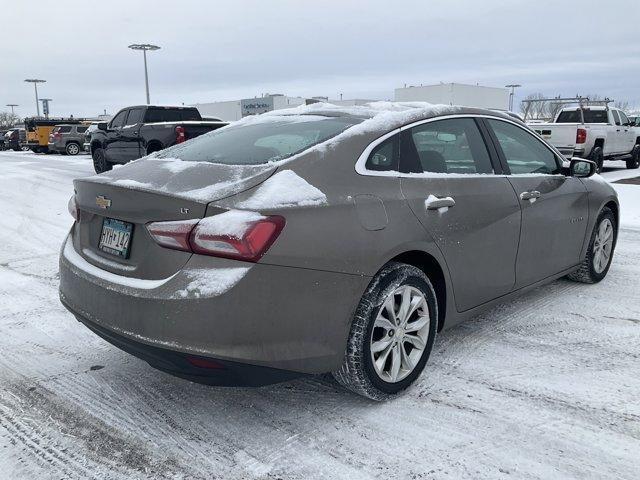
[528,106,640,171]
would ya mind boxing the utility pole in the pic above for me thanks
[128,44,161,104]
[24,79,46,116]
[505,84,522,111]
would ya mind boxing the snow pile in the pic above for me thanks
[237,170,326,209]
[425,194,455,213]
[112,179,154,189]
[197,210,265,238]
[175,267,250,298]
[613,184,640,229]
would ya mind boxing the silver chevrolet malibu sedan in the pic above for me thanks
[59,104,618,400]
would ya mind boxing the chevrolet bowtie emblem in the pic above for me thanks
[96,195,111,209]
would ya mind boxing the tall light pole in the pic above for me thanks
[6,104,18,115]
[505,84,522,111]
[128,44,161,104]
[24,79,46,116]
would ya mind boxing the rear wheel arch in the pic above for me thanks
[146,140,164,155]
[387,251,447,332]
[592,138,605,151]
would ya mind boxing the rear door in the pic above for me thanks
[484,118,589,288]
[400,117,521,312]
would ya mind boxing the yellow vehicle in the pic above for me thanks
[24,118,84,153]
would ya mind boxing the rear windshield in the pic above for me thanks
[144,108,201,123]
[556,109,609,123]
[156,116,362,165]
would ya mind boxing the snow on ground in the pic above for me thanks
[0,150,639,479]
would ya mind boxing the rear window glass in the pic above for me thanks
[156,116,362,165]
[144,108,201,123]
[556,109,609,123]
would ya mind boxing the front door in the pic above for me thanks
[485,118,589,288]
[104,109,129,163]
[118,107,144,161]
[400,117,521,312]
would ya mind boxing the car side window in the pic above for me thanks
[365,135,398,171]
[612,110,621,126]
[58,126,72,133]
[126,108,144,125]
[619,111,630,126]
[487,119,561,175]
[77,126,88,133]
[110,110,128,129]
[406,118,493,174]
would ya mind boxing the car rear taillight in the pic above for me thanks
[68,195,79,221]
[147,219,199,251]
[576,128,587,144]
[175,125,186,144]
[146,214,285,262]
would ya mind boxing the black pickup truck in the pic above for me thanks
[90,105,227,173]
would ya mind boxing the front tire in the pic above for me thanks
[626,145,640,169]
[589,146,604,173]
[65,142,81,156]
[333,262,438,400]
[92,147,112,174]
[567,207,617,284]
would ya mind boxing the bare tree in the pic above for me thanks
[520,93,551,120]
[614,100,630,111]
[0,111,20,128]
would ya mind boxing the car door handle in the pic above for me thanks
[425,196,455,210]
[520,190,541,201]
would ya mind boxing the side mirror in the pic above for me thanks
[570,158,596,178]
[97,122,108,131]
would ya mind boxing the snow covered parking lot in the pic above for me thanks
[0,151,639,479]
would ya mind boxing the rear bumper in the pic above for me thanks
[67,304,303,386]
[59,233,368,376]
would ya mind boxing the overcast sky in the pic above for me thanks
[1,0,639,118]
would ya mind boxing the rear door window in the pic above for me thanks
[612,110,621,126]
[76,126,88,133]
[58,126,72,133]
[404,118,494,174]
[487,119,561,175]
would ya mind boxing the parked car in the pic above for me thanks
[528,106,639,171]
[83,124,99,152]
[89,105,227,173]
[59,104,618,400]
[4,128,29,151]
[24,117,84,153]
[47,124,90,155]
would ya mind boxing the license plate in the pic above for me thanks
[99,218,133,258]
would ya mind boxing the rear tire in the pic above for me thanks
[567,207,617,284]
[589,146,604,173]
[333,262,438,400]
[65,142,81,156]
[92,147,112,174]
[626,145,640,169]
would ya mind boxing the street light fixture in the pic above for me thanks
[505,84,522,111]
[128,44,161,104]
[24,79,46,116]
[6,104,18,115]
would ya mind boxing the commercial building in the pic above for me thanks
[395,83,510,110]
[193,94,309,121]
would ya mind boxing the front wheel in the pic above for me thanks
[626,145,640,169]
[333,262,438,400]
[567,207,617,284]
[92,147,112,174]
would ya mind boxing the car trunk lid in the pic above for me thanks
[72,158,276,279]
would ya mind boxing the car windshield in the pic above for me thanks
[156,115,363,165]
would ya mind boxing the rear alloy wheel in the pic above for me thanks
[590,146,604,173]
[333,262,437,400]
[626,145,640,169]
[567,207,617,284]
[66,142,81,156]
[92,147,112,174]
